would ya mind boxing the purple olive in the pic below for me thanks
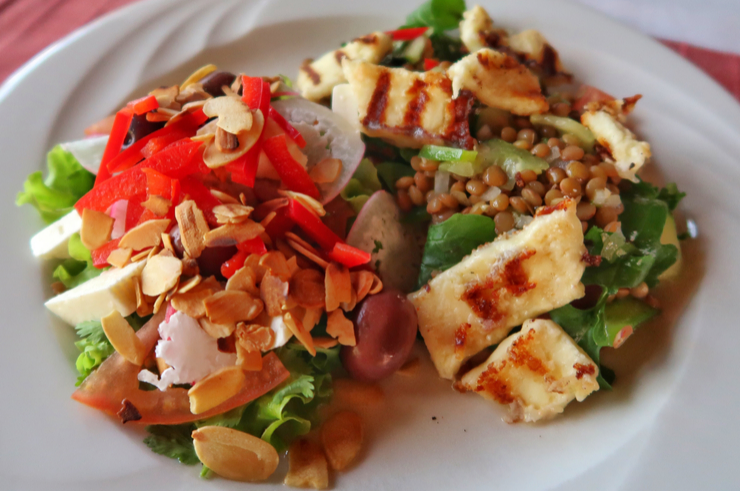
[170,225,236,280]
[122,114,164,150]
[200,71,237,97]
[341,290,418,382]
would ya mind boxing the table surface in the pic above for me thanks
[1,0,738,102]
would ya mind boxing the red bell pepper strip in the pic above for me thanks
[179,176,222,226]
[142,139,207,179]
[170,178,181,207]
[242,76,271,115]
[262,134,320,200]
[237,236,267,255]
[221,250,249,279]
[424,58,440,71]
[226,144,261,188]
[142,168,172,198]
[97,107,133,185]
[141,128,192,159]
[263,208,294,239]
[327,242,371,268]
[92,238,121,268]
[386,26,428,41]
[72,312,290,425]
[127,95,159,116]
[125,194,147,231]
[267,107,306,148]
[286,199,341,251]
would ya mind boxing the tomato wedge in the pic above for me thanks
[72,311,290,425]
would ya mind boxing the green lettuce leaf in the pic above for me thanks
[144,424,200,465]
[16,145,95,224]
[416,213,497,288]
[405,0,467,32]
[52,233,105,289]
[340,159,383,212]
[604,297,658,343]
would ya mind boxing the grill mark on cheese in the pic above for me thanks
[535,199,570,217]
[474,360,514,404]
[404,78,429,128]
[574,363,596,380]
[454,323,470,360]
[461,249,537,323]
[334,50,347,65]
[300,59,321,85]
[508,328,546,375]
[362,70,391,128]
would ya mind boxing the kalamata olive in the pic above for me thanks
[169,225,186,257]
[341,290,418,382]
[200,71,237,97]
[170,225,236,279]
[122,114,164,150]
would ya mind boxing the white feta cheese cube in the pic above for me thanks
[30,209,82,260]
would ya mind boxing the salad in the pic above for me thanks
[18,0,689,487]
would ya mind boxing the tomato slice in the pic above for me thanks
[72,311,290,425]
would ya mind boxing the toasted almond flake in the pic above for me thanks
[181,254,200,277]
[192,426,279,482]
[270,80,281,94]
[235,322,275,352]
[260,271,289,317]
[275,238,296,259]
[309,158,342,184]
[149,85,180,109]
[290,269,325,309]
[325,262,352,312]
[231,76,243,94]
[313,337,338,349]
[236,344,263,371]
[156,356,170,375]
[369,274,383,295]
[181,64,217,90]
[259,211,277,229]
[204,220,265,248]
[285,439,329,490]
[285,232,315,252]
[188,365,246,415]
[203,109,265,168]
[340,287,357,313]
[254,198,290,220]
[200,317,236,339]
[148,245,162,259]
[191,133,215,143]
[165,275,181,301]
[177,274,202,294]
[203,96,254,135]
[226,266,260,296]
[167,99,209,127]
[284,311,316,356]
[146,110,173,123]
[153,292,167,314]
[258,251,291,281]
[119,219,170,251]
[131,248,153,262]
[245,254,267,283]
[332,379,384,405]
[80,208,114,250]
[135,280,154,317]
[280,191,326,217]
[141,254,183,296]
[213,204,254,225]
[286,255,300,277]
[160,233,176,255]
[175,200,209,259]
[239,193,248,205]
[303,307,323,332]
[204,290,264,325]
[171,287,213,318]
[350,271,374,303]
[259,232,273,249]
[101,310,147,366]
[210,189,240,204]
[320,411,363,471]
[326,310,356,346]
[397,357,420,376]
[142,195,172,216]
[107,247,133,268]
[283,295,298,312]
[287,239,329,269]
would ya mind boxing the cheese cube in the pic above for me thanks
[459,318,600,422]
[459,5,497,53]
[30,210,82,260]
[45,260,146,325]
[408,200,586,379]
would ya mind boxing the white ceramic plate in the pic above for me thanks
[1,0,739,489]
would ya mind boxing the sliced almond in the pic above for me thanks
[175,200,209,259]
[181,254,200,277]
[181,64,217,90]
[107,247,133,268]
[165,276,181,301]
[326,309,356,346]
[226,266,260,296]
[340,287,357,313]
[351,271,374,303]
[325,262,352,312]
[332,379,384,406]
[204,291,264,325]
[303,307,323,332]
[236,343,263,371]
[258,251,291,281]
[148,245,162,259]
[203,109,264,168]
[134,279,153,317]
[285,439,329,490]
[188,365,245,415]
[290,268,326,309]
[141,254,183,296]
[245,253,267,283]
[203,96,253,135]
[101,310,146,366]
[313,337,338,349]
[286,255,301,277]
[253,198,290,221]
[131,247,154,262]
[280,191,326,217]
[213,203,254,225]
[171,287,213,318]
[177,274,202,294]
[260,271,289,317]
[161,233,176,255]
[284,311,316,356]
[192,426,279,482]
[119,219,170,251]
[320,411,363,471]
[288,238,329,269]
[369,274,383,295]
[210,189,240,204]
[149,85,180,109]
[156,356,170,375]
[142,195,172,216]
[204,220,264,248]
[309,157,342,184]
[235,322,275,352]
[80,208,114,250]
[200,317,236,339]
[153,291,167,314]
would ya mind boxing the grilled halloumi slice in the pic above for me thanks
[408,200,587,380]
[459,5,507,52]
[581,98,651,182]
[297,32,392,102]
[447,49,549,116]
[342,59,475,149]
[508,29,568,81]
[459,318,600,423]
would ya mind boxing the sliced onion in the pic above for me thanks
[61,135,109,175]
[434,170,451,194]
[272,97,365,204]
[107,199,129,240]
[479,185,501,202]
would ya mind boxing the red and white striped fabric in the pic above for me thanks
[0,0,738,102]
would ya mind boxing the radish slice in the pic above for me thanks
[61,135,109,175]
[107,199,128,240]
[346,191,424,293]
[272,98,364,204]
